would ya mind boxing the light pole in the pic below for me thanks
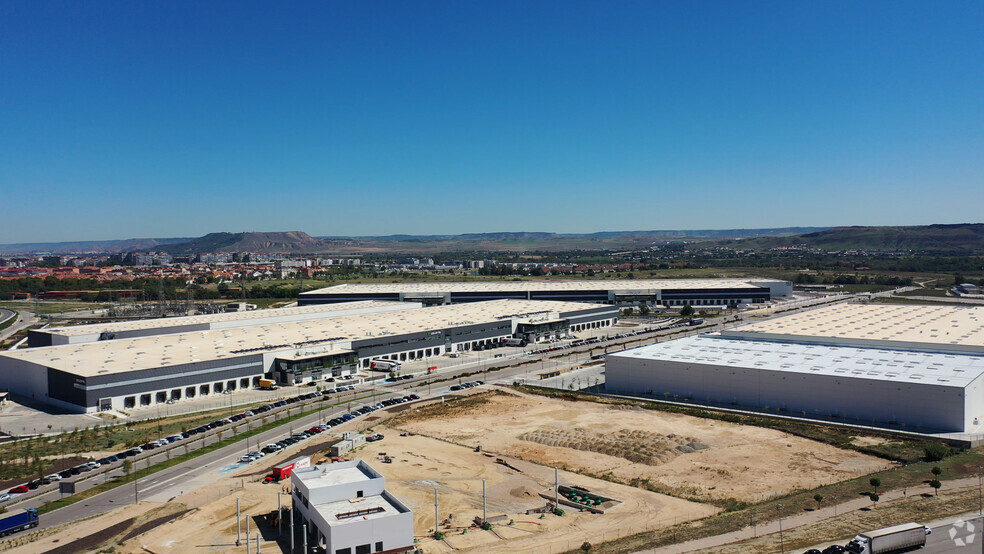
[978,465,982,516]
[777,503,784,554]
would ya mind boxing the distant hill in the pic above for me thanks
[0,237,192,255]
[157,231,358,255]
[710,223,984,254]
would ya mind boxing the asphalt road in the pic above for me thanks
[928,518,984,553]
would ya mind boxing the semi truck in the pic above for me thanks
[845,522,931,554]
[502,338,527,347]
[258,378,278,390]
[268,455,311,481]
[370,359,401,371]
[0,509,39,537]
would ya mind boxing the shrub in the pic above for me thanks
[581,542,593,552]
[924,443,950,462]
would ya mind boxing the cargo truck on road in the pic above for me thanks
[0,509,39,537]
[845,522,931,554]
[266,455,311,482]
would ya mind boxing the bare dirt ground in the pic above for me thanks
[392,390,892,504]
[2,390,891,553]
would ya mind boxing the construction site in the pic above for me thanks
[2,387,896,554]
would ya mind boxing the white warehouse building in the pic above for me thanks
[606,304,984,434]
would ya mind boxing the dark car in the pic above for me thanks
[804,550,822,554]
[27,480,40,490]
[821,546,846,554]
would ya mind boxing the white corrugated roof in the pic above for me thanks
[41,300,411,336]
[0,299,612,377]
[725,304,984,353]
[609,334,984,387]
[302,278,783,295]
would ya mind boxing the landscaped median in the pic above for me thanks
[36,392,380,515]
[0,311,18,333]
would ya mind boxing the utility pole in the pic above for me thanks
[246,514,250,554]
[482,479,487,525]
[777,503,785,554]
[554,467,559,507]
[278,492,283,538]
[236,497,241,546]
[434,487,439,538]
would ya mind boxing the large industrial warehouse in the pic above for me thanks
[606,304,984,434]
[0,299,617,414]
[27,300,415,347]
[298,278,793,307]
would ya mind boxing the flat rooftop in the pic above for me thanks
[725,304,984,353]
[302,464,374,489]
[0,299,613,377]
[40,300,410,337]
[314,494,405,527]
[609,334,984,387]
[302,278,783,295]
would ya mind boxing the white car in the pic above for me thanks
[0,493,10,503]
[45,474,62,481]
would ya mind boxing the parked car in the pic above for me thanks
[0,493,11,503]
[8,485,29,494]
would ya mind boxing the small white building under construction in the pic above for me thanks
[291,460,414,554]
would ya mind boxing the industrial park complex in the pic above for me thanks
[607,304,984,434]
[0,278,795,415]
[6,277,983,438]
[0,298,617,413]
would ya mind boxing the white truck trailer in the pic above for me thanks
[845,522,931,554]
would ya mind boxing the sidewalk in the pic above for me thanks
[640,476,984,553]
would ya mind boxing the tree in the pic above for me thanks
[581,542,593,552]
[869,477,881,492]
[931,466,942,478]
[813,493,823,510]
[869,493,879,507]
[930,479,942,496]
[680,304,695,317]
[924,443,949,462]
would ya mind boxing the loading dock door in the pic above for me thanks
[99,397,112,411]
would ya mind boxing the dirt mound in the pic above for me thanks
[518,427,703,465]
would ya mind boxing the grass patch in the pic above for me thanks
[896,288,952,297]
[0,312,17,333]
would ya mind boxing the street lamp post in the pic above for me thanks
[777,503,785,554]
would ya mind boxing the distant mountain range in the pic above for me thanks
[711,223,984,254]
[1,224,981,255]
[0,228,824,255]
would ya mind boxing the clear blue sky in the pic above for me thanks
[1,1,982,243]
